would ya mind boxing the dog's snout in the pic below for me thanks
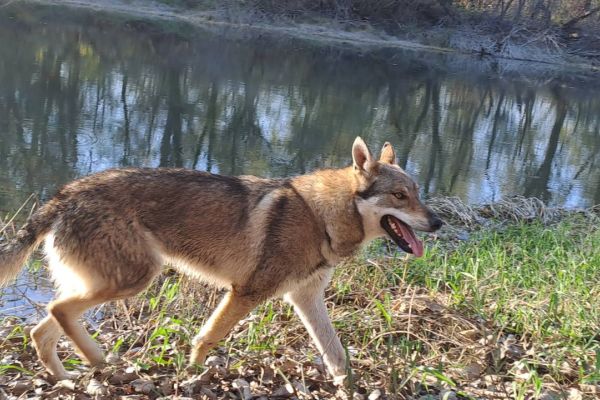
[429,216,444,231]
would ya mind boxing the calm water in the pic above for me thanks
[2,4,600,216]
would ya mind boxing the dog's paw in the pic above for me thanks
[55,370,81,381]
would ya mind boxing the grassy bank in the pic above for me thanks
[0,198,599,399]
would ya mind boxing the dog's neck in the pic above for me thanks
[291,167,366,260]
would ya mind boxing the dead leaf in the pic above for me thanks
[9,380,33,395]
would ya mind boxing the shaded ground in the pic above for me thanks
[1,197,598,399]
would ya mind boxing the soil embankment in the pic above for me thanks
[28,0,600,71]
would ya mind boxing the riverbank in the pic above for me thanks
[1,197,599,399]
[24,0,600,72]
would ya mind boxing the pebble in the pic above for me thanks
[180,375,204,395]
[232,378,252,400]
[272,385,293,396]
[567,388,582,400]
[130,378,156,394]
[158,378,173,396]
[108,370,139,384]
[539,390,561,400]
[461,362,484,380]
[439,389,458,400]
[205,355,227,367]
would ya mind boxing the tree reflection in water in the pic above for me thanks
[1,4,599,213]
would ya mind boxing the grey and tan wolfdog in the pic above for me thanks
[0,137,442,383]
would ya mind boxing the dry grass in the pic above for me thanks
[427,195,570,226]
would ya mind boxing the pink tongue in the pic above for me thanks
[397,220,424,257]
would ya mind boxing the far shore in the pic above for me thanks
[27,0,600,73]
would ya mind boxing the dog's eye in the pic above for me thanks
[393,192,406,200]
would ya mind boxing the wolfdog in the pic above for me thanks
[0,137,442,382]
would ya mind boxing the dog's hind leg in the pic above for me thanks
[36,268,158,378]
[30,316,72,379]
[35,228,161,379]
[284,271,346,384]
[31,290,112,379]
[46,294,110,367]
[45,257,159,368]
[189,290,260,367]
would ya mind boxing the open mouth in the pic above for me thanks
[380,215,424,257]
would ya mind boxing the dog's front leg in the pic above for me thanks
[284,273,347,384]
[189,290,259,367]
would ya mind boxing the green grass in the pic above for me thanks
[324,214,599,396]
[405,215,600,385]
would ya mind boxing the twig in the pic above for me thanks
[0,194,36,236]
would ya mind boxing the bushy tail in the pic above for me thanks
[0,203,57,287]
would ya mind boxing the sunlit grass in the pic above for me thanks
[408,215,600,382]
[323,213,599,396]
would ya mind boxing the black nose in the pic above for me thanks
[430,217,444,231]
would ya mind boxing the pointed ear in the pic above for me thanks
[379,142,396,165]
[352,136,373,172]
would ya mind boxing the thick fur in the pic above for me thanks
[0,138,442,382]
[0,206,57,287]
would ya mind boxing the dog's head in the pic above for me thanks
[352,137,443,257]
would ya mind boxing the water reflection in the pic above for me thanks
[1,3,600,214]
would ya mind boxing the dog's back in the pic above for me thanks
[34,168,326,294]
